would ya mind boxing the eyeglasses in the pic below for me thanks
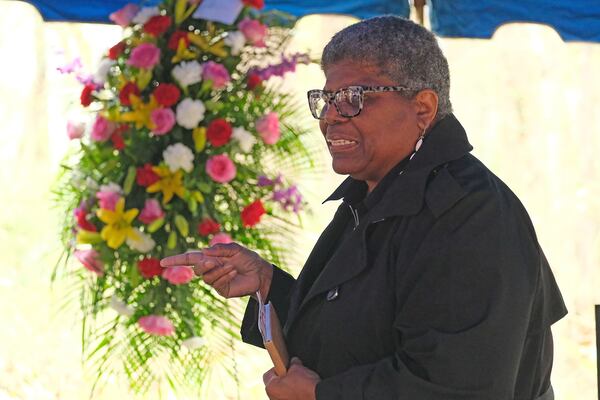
[307,85,417,120]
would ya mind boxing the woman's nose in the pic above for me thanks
[322,102,347,125]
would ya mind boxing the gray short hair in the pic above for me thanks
[321,16,452,119]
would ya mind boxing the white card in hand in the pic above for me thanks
[192,0,244,25]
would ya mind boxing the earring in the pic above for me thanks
[409,127,427,160]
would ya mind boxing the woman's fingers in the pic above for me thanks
[160,251,203,268]
[211,269,237,297]
[202,263,235,285]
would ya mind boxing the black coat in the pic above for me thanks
[241,115,567,400]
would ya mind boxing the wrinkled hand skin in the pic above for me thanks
[263,358,321,400]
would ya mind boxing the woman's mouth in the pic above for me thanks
[327,138,358,152]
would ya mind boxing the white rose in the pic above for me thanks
[99,182,122,194]
[224,31,246,56]
[182,336,206,350]
[176,98,206,129]
[110,295,134,317]
[132,6,160,24]
[172,60,203,88]
[163,143,194,173]
[126,229,156,253]
[85,177,99,191]
[94,58,116,85]
[232,127,256,153]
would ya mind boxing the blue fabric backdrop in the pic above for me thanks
[19,0,600,43]
[429,0,600,43]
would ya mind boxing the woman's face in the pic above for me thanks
[319,61,421,191]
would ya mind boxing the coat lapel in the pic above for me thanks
[284,204,350,332]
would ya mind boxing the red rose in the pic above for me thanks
[153,83,180,107]
[119,82,140,106]
[143,15,172,37]
[242,0,264,9]
[241,200,266,227]
[136,163,160,187]
[247,73,262,90]
[80,84,95,107]
[111,132,125,150]
[108,41,126,60]
[138,257,163,279]
[206,119,232,147]
[197,218,221,236]
[168,30,190,50]
[74,208,97,232]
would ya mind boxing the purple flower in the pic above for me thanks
[257,175,274,186]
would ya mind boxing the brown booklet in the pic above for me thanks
[257,292,289,376]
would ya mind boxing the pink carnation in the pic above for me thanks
[138,315,174,336]
[256,112,280,145]
[206,154,236,183]
[139,199,165,224]
[202,61,230,89]
[238,17,267,47]
[162,266,195,285]
[91,115,116,142]
[67,121,85,140]
[96,190,120,211]
[109,3,140,27]
[150,108,176,135]
[74,249,104,276]
[210,232,233,246]
[127,43,161,69]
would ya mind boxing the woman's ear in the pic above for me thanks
[413,89,438,131]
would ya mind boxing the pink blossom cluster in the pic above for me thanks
[249,53,310,82]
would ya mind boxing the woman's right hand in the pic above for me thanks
[160,243,273,300]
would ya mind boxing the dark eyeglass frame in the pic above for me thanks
[307,85,417,120]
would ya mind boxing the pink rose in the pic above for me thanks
[256,112,280,144]
[74,249,104,276]
[210,232,233,246]
[139,199,165,224]
[162,266,195,285]
[109,3,140,27]
[96,190,120,211]
[91,115,116,142]
[202,61,230,89]
[138,315,174,336]
[127,43,161,69]
[206,154,236,183]
[238,17,267,47]
[150,108,176,135]
[67,120,85,140]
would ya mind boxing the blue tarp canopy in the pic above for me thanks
[20,0,600,43]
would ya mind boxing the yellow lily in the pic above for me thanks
[174,0,199,24]
[96,198,139,249]
[146,166,186,204]
[171,38,198,64]
[118,95,159,130]
[187,32,228,58]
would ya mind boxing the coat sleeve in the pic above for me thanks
[315,193,554,400]
[240,264,296,348]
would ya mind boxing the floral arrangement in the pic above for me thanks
[54,0,315,394]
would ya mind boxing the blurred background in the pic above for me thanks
[0,0,599,398]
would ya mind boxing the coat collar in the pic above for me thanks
[284,114,473,335]
[323,114,473,218]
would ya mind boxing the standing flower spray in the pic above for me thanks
[54,0,315,394]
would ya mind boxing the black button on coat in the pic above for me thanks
[241,114,567,400]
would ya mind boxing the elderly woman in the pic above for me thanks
[162,16,566,400]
